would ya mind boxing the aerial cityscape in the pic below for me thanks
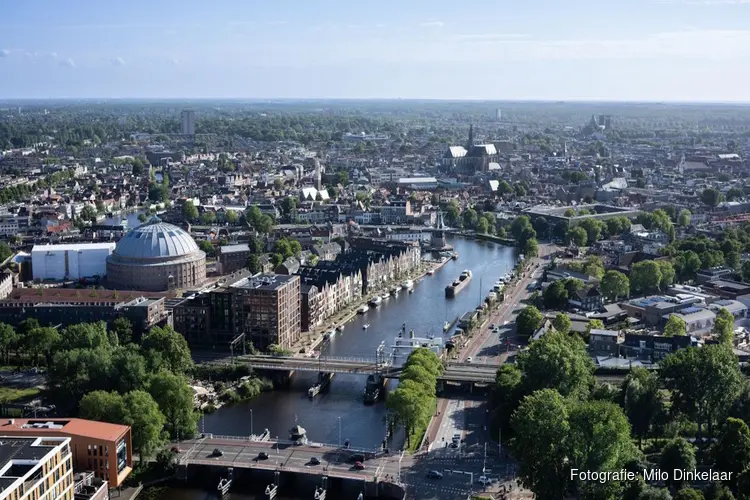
[5,2,750,500]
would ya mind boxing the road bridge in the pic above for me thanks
[218,354,500,383]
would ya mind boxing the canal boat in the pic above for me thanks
[314,487,327,500]
[362,323,370,330]
[401,279,414,290]
[427,269,434,275]
[452,252,459,260]
[368,296,382,307]
[323,329,336,341]
[381,293,390,301]
[390,286,400,296]
[357,305,369,314]
[445,270,472,298]
[290,424,308,444]
[363,374,382,405]
[336,324,345,331]
[443,321,451,332]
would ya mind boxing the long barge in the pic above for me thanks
[445,270,472,298]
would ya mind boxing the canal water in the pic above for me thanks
[159,237,517,500]
[103,208,147,229]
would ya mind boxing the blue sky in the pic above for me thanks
[1,0,750,101]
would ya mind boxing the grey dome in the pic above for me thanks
[113,217,200,260]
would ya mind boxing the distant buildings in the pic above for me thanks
[180,110,196,135]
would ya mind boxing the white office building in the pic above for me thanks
[32,243,116,281]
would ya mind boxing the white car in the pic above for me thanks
[466,357,473,363]
[478,476,492,486]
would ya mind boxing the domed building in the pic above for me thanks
[106,217,207,291]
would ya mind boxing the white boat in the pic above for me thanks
[427,269,434,275]
[336,324,345,331]
[401,280,414,290]
[390,287,400,296]
[357,305,369,314]
[323,329,336,340]
[369,296,382,307]
[443,321,451,331]
[363,324,370,330]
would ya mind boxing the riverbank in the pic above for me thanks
[287,256,452,356]
[474,232,516,246]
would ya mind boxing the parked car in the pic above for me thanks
[257,451,269,460]
[212,448,223,457]
[427,470,443,479]
[353,461,365,470]
[479,476,492,486]
[309,457,321,465]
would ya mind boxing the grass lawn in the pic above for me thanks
[0,387,41,403]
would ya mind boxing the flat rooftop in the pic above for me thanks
[232,274,297,291]
[0,418,129,442]
[31,242,116,252]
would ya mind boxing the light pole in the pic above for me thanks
[338,417,342,447]
[397,450,403,484]
[250,409,253,438]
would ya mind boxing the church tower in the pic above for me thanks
[465,124,474,151]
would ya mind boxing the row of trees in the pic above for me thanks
[385,348,442,449]
[494,326,750,498]
[0,318,199,463]
[0,168,76,205]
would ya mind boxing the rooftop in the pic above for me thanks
[1,288,170,305]
[31,242,116,253]
[0,418,129,442]
[232,274,298,292]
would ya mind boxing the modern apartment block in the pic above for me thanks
[0,419,133,489]
[232,274,301,350]
[0,436,75,500]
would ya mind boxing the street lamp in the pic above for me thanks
[250,409,253,438]
[338,417,342,447]
[397,450,403,484]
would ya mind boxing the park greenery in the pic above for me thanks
[492,323,750,499]
[386,348,443,451]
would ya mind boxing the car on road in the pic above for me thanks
[170,446,181,453]
[466,356,473,363]
[353,461,365,470]
[349,453,366,463]
[212,448,223,457]
[257,452,269,460]
[489,324,495,330]
[478,476,492,486]
[309,457,321,465]
[427,470,443,479]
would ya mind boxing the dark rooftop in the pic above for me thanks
[233,274,298,292]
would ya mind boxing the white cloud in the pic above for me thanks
[110,57,125,66]
[0,49,10,57]
[49,52,58,59]
[420,21,444,28]
[60,58,76,68]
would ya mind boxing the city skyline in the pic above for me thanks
[2,0,750,101]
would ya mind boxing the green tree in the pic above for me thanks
[704,482,735,500]
[110,345,149,393]
[246,254,262,274]
[712,417,750,480]
[578,219,605,244]
[678,210,692,227]
[661,345,744,443]
[523,238,539,258]
[630,260,663,295]
[664,314,687,337]
[516,305,544,337]
[225,210,239,225]
[518,330,594,399]
[142,325,193,374]
[601,270,630,301]
[60,322,110,351]
[552,313,572,335]
[112,317,134,345]
[123,390,166,462]
[639,487,674,500]
[386,380,431,448]
[713,308,735,345]
[674,489,704,500]
[80,204,98,222]
[511,389,570,499]
[79,390,126,422]
[0,323,18,364]
[182,201,198,221]
[197,239,215,258]
[148,371,198,440]
[200,211,216,225]
[657,261,676,290]
[476,217,489,234]
[661,438,697,490]
[511,216,533,241]
[26,327,61,365]
[491,364,523,440]
[568,400,637,484]
[701,188,724,207]
[566,226,588,247]
[543,280,569,309]
[621,368,663,448]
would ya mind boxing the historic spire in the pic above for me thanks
[466,124,474,150]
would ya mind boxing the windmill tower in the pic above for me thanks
[432,209,447,249]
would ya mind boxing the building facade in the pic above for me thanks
[31,243,116,281]
[0,418,133,489]
[231,274,301,350]
[180,110,195,135]
[0,436,75,500]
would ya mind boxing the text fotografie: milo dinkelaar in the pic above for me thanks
[571,469,733,484]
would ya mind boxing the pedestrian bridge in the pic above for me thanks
[220,354,499,384]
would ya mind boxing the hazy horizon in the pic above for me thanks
[3,0,750,102]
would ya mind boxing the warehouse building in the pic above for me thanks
[31,242,116,281]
